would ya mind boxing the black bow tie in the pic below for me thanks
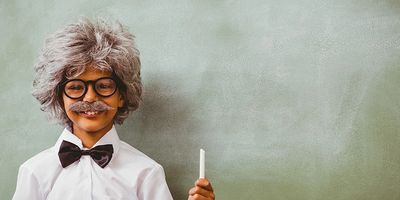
[58,140,114,168]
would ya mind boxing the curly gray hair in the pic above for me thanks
[32,18,142,126]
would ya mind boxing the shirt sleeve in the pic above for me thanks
[138,165,173,200]
[12,165,43,200]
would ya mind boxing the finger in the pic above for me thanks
[195,178,214,192]
[188,186,214,197]
[188,194,211,200]
[188,187,196,195]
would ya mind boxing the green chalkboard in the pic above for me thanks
[1,0,400,199]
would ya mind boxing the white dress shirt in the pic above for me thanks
[13,126,173,200]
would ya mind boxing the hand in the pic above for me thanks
[188,178,215,200]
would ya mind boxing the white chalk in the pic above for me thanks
[199,149,205,178]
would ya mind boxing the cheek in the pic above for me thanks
[62,95,83,119]
[62,98,76,119]
[62,96,73,112]
[107,92,124,108]
[106,108,118,119]
[105,98,123,111]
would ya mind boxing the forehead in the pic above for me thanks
[70,67,113,81]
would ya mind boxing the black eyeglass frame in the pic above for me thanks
[60,77,120,99]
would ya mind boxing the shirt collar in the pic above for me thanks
[55,125,120,154]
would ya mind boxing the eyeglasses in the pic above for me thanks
[61,77,118,99]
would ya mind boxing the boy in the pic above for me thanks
[13,18,215,200]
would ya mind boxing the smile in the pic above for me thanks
[78,111,103,118]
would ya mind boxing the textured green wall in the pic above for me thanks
[1,0,400,199]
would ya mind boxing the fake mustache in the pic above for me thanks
[68,101,114,112]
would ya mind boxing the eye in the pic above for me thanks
[96,79,116,91]
[68,85,84,90]
[98,83,113,89]
[65,81,85,91]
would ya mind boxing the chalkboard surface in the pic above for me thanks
[1,0,400,199]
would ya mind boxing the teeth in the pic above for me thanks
[83,111,99,115]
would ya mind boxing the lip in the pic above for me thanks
[78,111,104,119]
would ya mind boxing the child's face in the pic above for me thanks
[62,67,124,134]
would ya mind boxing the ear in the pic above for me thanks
[118,94,125,108]
[59,93,67,111]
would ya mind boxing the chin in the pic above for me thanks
[75,121,110,133]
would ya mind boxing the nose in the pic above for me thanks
[82,83,98,102]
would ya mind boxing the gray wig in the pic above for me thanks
[32,18,142,126]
